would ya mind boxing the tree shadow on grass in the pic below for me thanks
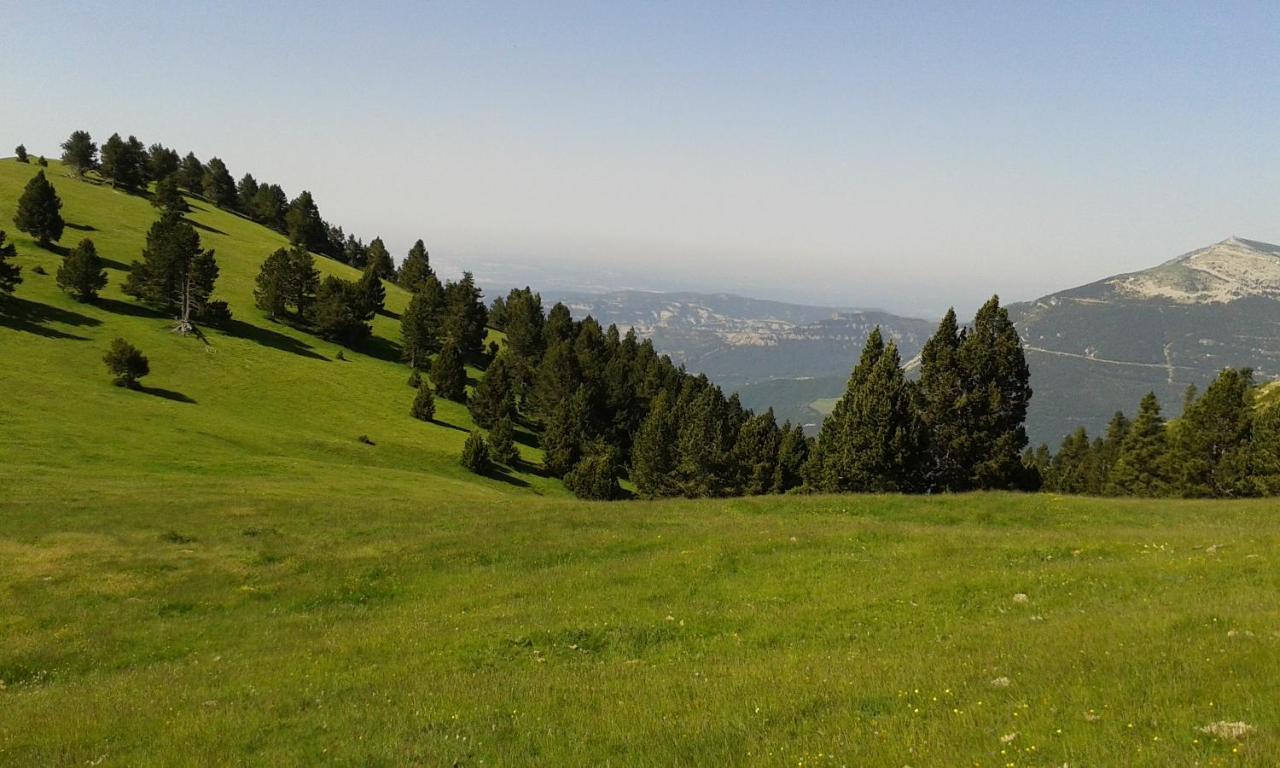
[361,335,403,364]
[138,385,196,404]
[485,466,531,488]
[188,219,228,236]
[429,417,470,434]
[96,297,167,319]
[0,296,99,340]
[65,222,96,232]
[217,319,328,361]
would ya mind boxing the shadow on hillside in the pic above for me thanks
[139,385,196,404]
[218,319,328,362]
[430,418,470,434]
[378,308,401,321]
[65,222,96,232]
[40,242,71,257]
[361,335,403,364]
[485,466,530,488]
[188,219,228,236]
[0,296,99,340]
[96,297,167,319]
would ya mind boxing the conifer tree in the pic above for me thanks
[1247,403,1280,496]
[489,415,519,466]
[443,272,488,359]
[1107,392,1171,496]
[103,337,149,388]
[530,340,580,420]
[12,170,65,246]
[673,384,733,497]
[732,408,782,495]
[431,341,468,402]
[147,144,180,180]
[468,350,515,428]
[1048,427,1094,494]
[357,264,386,317]
[0,230,21,295]
[916,308,968,491]
[401,288,441,369]
[285,245,320,315]
[60,130,97,176]
[488,295,508,330]
[503,287,545,364]
[151,174,188,213]
[252,184,289,230]
[178,152,204,192]
[14,145,28,163]
[564,443,622,500]
[541,388,590,478]
[254,248,292,319]
[398,238,433,291]
[773,422,809,493]
[959,296,1033,489]
[308,275,373,346]
[1171,368,1255,497]
[285,191,326,252]
[236,173,260,212]
[631,390,678,498]
[123,211,219,333]
[364,237,395,280]
[460,431,491,474]
[1096,411,1131,493]
[815,330,922,492]
[100,133,146,191]
[199,157,236,208]
[56,238,107,302]
[410,382,436,422]
[544,302,574,347]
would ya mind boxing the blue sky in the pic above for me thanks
[4,1,1279,315]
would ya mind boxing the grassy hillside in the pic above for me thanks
[0,157,561,499]
[4,158,1280,765]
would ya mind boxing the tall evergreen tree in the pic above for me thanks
[489,415,519,466]
[357,264,386,316]
[814,330,922,492]
[151,174,188,213]
[673,384,734,497]
[285,191,326,252]
[400,288,441,369]
[13,170,65,246]
[959,296,1033,489]
[541,387,590,478]
[14,144,28,163]
[364,237,395,280]
[916,308,968,491]
[122,211,219,334]
[0,231,21,295]
[397,238,433,291]
[468,350,516,428]
[60,130,97,176]
[1171,368,1256,498]
[56,238,108,302]
[252,184,289,230]
[177,152,204,192]
[631,390,678,498]
[431,341,468,402]
[1047,427,1094,494]
[285,245,320,316]
[201,158,237,208]
[503,287,546,364]
[543,302,574,347]
[1247,403,1280,496]
[236,173,260,213]
[254,248,292,319]
[443,272,488,359]
[733,408,782,495]
[147,144,180,180]
[564,442,623,500]
[530,341,580,420]
[100,133,145,191]
[410,382,436,422]
[773,422,809,493]
[1096,411,1131,494]
[308,275,373,346]
[1106,392,1171,496]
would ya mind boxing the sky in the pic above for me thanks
[3,0,1280,317]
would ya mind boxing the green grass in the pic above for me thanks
[3,158,1280,765]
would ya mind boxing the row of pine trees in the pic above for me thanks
[1028,370,1280,498]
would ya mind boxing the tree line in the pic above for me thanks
[1027,370,1280,498]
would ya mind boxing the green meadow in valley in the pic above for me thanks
[2,158,1279,766]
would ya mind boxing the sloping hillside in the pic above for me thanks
[1009,237,1280,445]
[0,158,562,498]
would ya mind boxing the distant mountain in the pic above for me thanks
[1008,237,1280,445]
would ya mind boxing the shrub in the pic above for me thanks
[489,416,519,466]
[15,145,28,163]
[410,384,436,422]
[460,431,490,474]
[103,338,149,388]
[56,238,107,302]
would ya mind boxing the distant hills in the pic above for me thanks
[553,237,1280,445]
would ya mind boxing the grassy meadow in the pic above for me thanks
[2,157,1279,765]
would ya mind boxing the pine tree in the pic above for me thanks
[199,158,236,208]
[12,170,65,246]
[1096,411,1131,494]
[357,265,386,317]
[365,237,395,280]
[460,431,491,474]
[14,145,28,163]
[410,382,436,422]
[1048,427,1094,494]
[308,276,373,346]
[254,248,292,319]
[0,230,21,295]
[1171,368,1256,497]
[673,384,733,497]
[56,238,107,302]
[544,302,574,347]
[285,245,320,316]
[431,341,468,402]
[1107,392,1171,496]
[60,130,97,176]
[398,238,433,291]
[285,191,326,252]
[530,341,580,420]
[468,350,515,428]
[564,443,622,500]
[489,415,519,466]
[100,133,145,191]
[503,287,546,365]
[147,144,180,180]
[732,408,782,495]
[916,308,969,491]
[959,296,1033,490]
[443,272,488,359]
[631,390,678,498]
[236,173,260,212]
[103,337,149,388]
[541,388,590,478]
[1247,403,1280,496]
[252,184,289,230]
[178,152,204,192]
[123,211,219,333]
[773,422,809,493]
[151,174,188,213]
[401,288,441,369]
[814,330,922,492]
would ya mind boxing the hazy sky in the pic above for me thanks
[4,1,1279,316]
